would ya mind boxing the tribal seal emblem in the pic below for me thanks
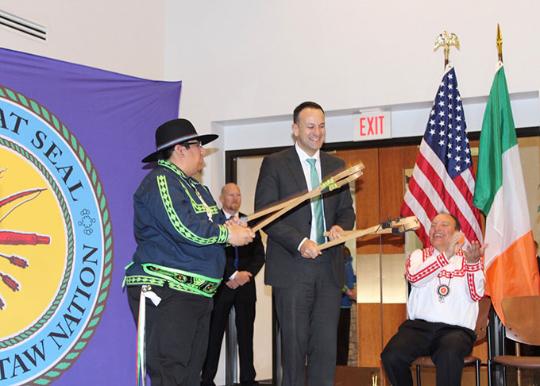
[0,86,112,385]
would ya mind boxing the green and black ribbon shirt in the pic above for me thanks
[124,160,228,297]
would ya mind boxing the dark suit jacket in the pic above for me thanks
[222,212,265,292]
[254,147,355,288]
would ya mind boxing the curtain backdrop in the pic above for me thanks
[0,47,181,385]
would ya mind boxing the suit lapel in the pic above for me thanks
[320,151,333,180]
[284,147,308,192]
[283,148,312,228]
[320,152,335,222]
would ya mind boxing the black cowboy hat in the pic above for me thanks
[142,118,218,163]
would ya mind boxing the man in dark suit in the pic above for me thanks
[201,183,265,386]
[254,101,355,386]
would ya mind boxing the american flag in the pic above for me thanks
[401,67,483,246]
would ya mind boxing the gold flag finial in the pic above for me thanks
[434,31,460,69]
[497,24,503,63]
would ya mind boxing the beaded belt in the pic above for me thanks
[124,263,221,298]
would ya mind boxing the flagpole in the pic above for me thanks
[434,30,460,70]
[485,24,504,386]
[401,30,483,248]
[496,24,503,64]
[488,25,506,386]
[480,23,540,386]
[496,23,521,385]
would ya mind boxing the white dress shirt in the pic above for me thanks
[406,246,485,330]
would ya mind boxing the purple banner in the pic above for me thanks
[0,47,181,385]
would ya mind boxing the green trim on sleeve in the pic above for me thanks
[217,224,229,244]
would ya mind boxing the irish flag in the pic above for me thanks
[473,64,540,324]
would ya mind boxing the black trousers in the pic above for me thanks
[201,282,257,386]
[336,307,351,365]
[381,319,476,386]
[127,285,213,386]
[274,261,342,386]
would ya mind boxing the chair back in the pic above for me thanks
[502,295,540,346]
[474,296,491,342]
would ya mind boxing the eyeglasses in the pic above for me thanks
[182,140,202,149]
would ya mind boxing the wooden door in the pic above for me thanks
[336,145,418,369]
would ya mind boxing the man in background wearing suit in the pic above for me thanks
[254,101,355,386]
[201,183,265,386]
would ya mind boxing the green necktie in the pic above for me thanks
[306,158,325,244]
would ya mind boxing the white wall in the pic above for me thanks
[0,1,166,79]
[164,0,540,121]
[163,0,540,196]
[220,93,540,151]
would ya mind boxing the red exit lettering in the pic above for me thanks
[359,115,385,136]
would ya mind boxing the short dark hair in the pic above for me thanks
[450,213,461,231]
[162,146,175,160]
[293,101,325,124]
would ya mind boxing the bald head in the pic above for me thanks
[220,183,241,215]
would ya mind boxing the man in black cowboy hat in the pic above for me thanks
[125,118,255,386]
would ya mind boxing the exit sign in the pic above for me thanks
[352,111,391,141]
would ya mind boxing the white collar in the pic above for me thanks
[222,209,238,219]
[295,143,321,164]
